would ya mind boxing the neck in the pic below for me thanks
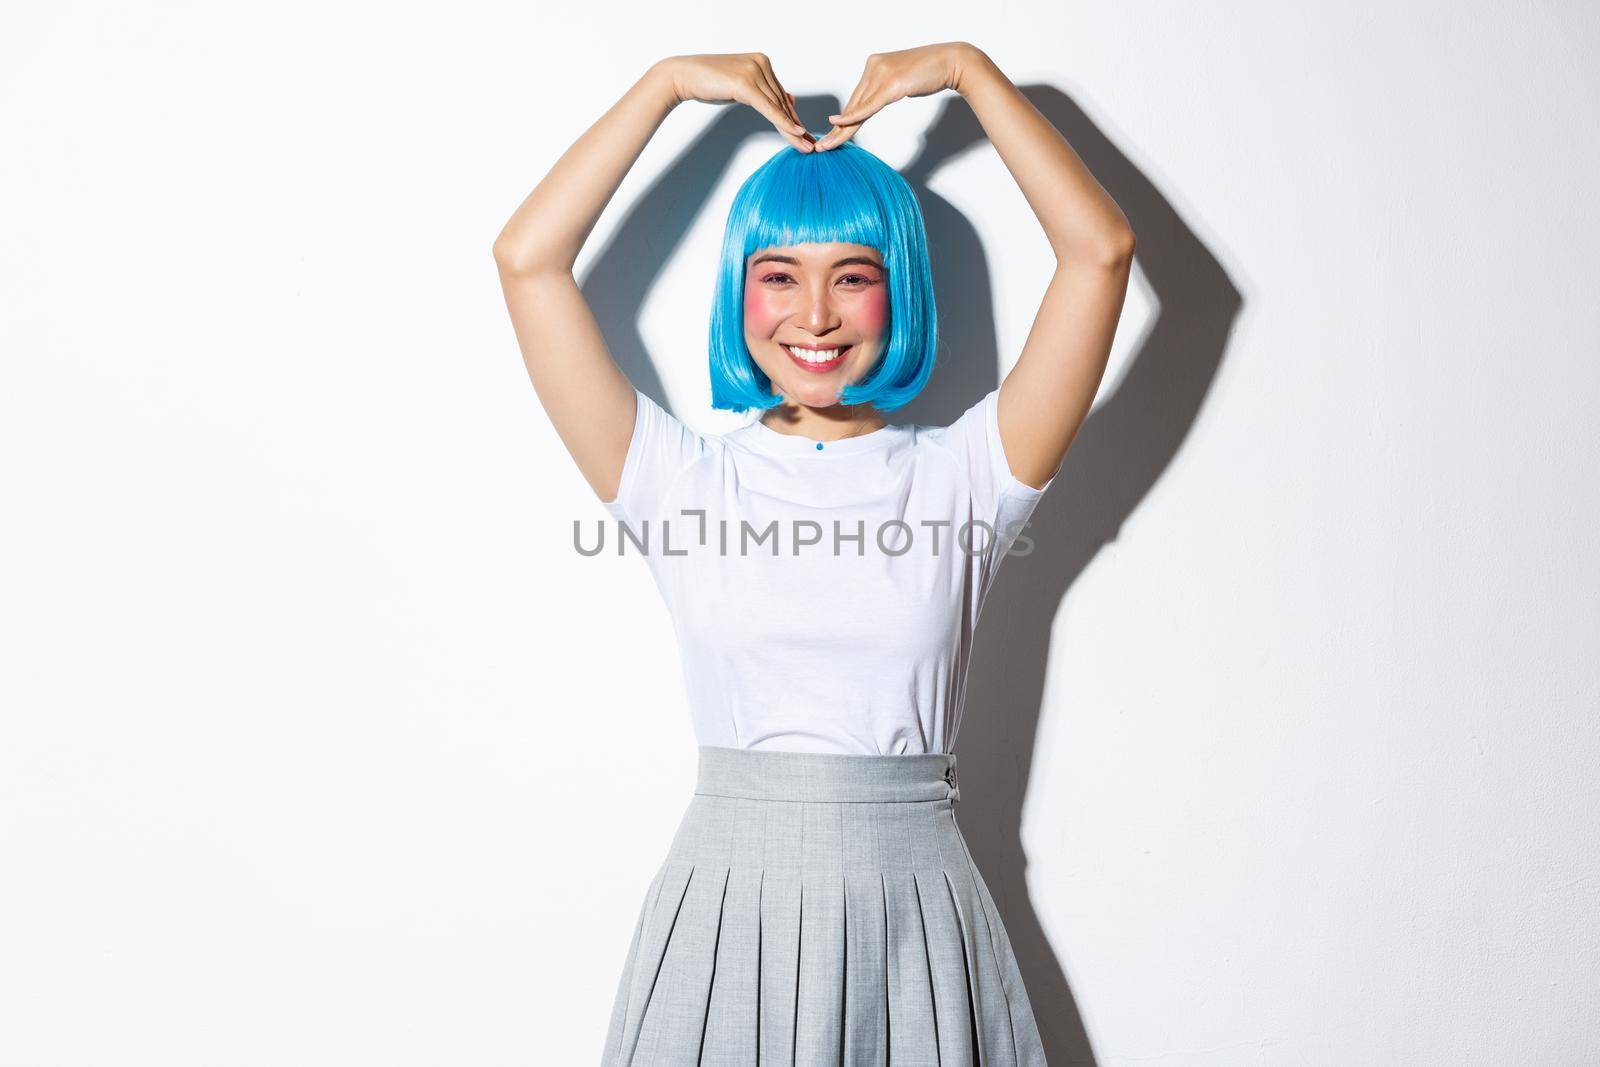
[761,399,887,442]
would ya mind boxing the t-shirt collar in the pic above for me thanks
[743,417,905,457]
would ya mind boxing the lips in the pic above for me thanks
[783,343,850,372]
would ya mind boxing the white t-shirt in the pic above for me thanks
[600,384,1056,755]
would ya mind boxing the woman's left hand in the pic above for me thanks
[815,43,978,151]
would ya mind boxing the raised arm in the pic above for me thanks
[819,43,1136,490]
[492,55,811,502]
[951,45,1136,489]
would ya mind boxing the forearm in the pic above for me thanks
[954,46,1133,264]
[492,61,680,274]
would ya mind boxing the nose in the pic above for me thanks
[801,281,840,333]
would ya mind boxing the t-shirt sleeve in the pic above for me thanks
[600,387,713,530]
[937,385,1057,597]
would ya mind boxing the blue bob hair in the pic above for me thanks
[708,141,938,414]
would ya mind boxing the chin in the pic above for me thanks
[777,377,849,409]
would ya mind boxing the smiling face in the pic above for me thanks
[743,242,890,411]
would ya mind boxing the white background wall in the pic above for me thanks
[3,2,1596,1064]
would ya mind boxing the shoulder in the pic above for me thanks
[714,421,762,455]
[915,388,996,462]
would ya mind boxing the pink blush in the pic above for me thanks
[851,284,889,336]
[744,285,786,332]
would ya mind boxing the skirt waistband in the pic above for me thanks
[694,744,960,803]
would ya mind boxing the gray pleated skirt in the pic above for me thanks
[601,744,1047,1065]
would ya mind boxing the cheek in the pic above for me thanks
[851,287,889,337]
[743,286,788,334]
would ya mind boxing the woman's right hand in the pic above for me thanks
[657,54,815,152]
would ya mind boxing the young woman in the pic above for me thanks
[494,43,1133,1065]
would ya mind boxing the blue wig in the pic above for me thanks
[708,141,938,414]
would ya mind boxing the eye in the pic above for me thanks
[839,273,875,286]
[759,271,795,284]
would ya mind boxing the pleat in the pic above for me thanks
[968,869,1048,1067]
[759,867,803,1063]
[602,862,666,1065]
[611,861,695,1065]
[794,872,845,1064]
[842,871,889,1066]
[913,868,976,1065]
[699,865,764,1065]
[633,864,732,1065]
[756,870,764,1058]
[883,870,940,1064]
[944,867,1019,1067]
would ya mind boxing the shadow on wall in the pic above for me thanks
[581,87,1243,1065]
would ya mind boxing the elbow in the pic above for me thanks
[492,220,576,275]
[492,234,533,273]
[493,240,568,277]
[1059,226,1136,271]
[491,235,525,271]
[1097,226,1137,268]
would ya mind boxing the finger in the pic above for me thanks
[817,112,868,145]
[763,87,806,137]
[814,103,874,150]
[753,56,807,134]
[745,59,804,134]
[744,84,813,151]
[828,103,879,126]
[784,90,805,132]
[774,83,801,129]
[827,85,888,128]
[774,85,804,133]
[781,91,809,139]
[773,87,815,148]
[745,59,808,145]
[816,79,879,149]
[831,84,869,128]
[766,86,810,146]
[815,122,863,151]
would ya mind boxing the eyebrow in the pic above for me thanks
[750,253,886,270]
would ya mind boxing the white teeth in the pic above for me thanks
[785,345,845,364]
